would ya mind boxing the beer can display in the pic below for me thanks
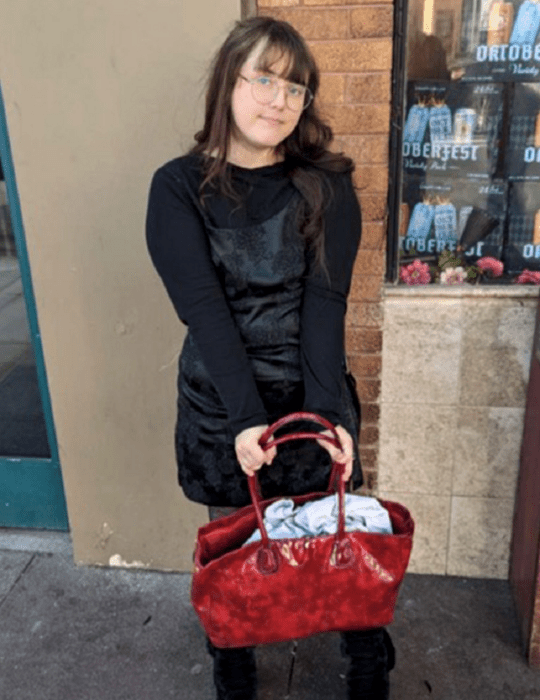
[403,82,503,179]
[400,176,506,261]
[397,0,540,281]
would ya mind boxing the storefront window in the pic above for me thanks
[393,0,540,284]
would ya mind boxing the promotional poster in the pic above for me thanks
[403,81,503,178]
[506,181,540,270]
[400,176,506,261]
[506,82,540,180]
[460,0,540,81]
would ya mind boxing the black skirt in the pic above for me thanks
[175,366,361,507]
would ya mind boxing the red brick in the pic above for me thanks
[323,104,391,135]
[333,134,388,164]
[351,7,393,38]
[360,221,386,249]
[266,8,349,39]
[360,425,379,445]
[347,73,391,103]
[359,193,387,221]
[353,249,385,277]
[361,402,380,424]
[345,327,383,354]
[309,39,392,72]
[348,354,382,378]
[356,473,378,496]
[353,165,389,192]
[359,448,378,470]
[319,73,346,104]
[349,274,382,302]
[356,378,380,402]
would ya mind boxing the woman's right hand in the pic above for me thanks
[235,425,277,476]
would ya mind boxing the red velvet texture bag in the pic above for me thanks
[191,413,414,649]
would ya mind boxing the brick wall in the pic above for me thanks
[257,0,393,492]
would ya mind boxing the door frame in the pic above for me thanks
[0,83,68,530]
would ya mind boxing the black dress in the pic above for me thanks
[146,154,362,507]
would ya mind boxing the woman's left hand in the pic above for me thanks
[317,425,354,481]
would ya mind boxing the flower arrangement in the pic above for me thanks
[399,259,431,285]
[476,257,504,277]
[440,266,467,285]
[516,270,540,285]
[399,250,540,286]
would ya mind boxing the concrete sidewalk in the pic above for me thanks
[0,530,539,700]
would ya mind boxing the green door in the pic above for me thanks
[0,85,68,530]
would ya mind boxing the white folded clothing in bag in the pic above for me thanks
[244,494,393,545]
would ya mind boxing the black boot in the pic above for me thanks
[340,628,395,700]
[206,638,257,700]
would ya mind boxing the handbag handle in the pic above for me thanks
[258,411,342,450]
[247,412,353,574]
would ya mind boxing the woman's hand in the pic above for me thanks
[317,425,354,481]
[235,425,277,477]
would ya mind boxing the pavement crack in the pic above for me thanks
[0,553,36,611]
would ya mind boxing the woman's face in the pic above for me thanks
[228,41,304,166]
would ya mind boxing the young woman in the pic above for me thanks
[146,16,394,700]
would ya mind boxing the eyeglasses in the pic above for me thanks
[239,74,313,112]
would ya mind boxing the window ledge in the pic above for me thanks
[383,283,540,299]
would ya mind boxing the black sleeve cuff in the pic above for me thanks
[229,411,269,439]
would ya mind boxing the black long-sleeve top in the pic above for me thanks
[146,154,361,436]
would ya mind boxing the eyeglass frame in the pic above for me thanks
[238,74,313,112]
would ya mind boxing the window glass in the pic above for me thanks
[397,0,540,283]
[0,159,51,457]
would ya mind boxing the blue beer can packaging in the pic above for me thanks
[429,104,453,144]
[509,0,540,45]
[406,202,435,244]
[403,104,430,144]
[434,203,458,244]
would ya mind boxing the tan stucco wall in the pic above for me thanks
[0,0,240,570]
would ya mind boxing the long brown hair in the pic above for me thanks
[191,16,354,269]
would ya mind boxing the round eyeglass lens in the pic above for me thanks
[251,78,311,111]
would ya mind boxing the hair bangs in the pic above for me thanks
[254,36,313,88]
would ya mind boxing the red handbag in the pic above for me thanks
[191,412,414,648]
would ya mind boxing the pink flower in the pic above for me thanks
[400,259,431,285]
[516,269,540,285]
[476,256,503,277]
[440,266,467,285]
